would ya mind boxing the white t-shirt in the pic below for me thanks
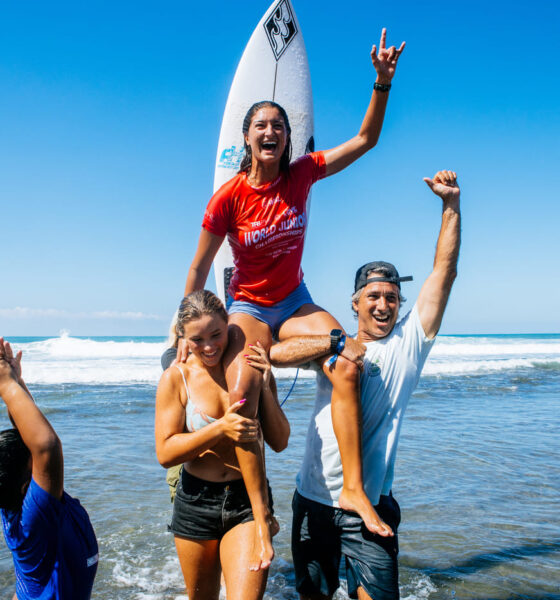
[296,304,435,507]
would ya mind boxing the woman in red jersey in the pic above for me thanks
[181,29,404,571]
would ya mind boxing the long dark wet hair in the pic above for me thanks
[238,101,292,175]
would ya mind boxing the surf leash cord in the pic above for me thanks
[280,368,299,407]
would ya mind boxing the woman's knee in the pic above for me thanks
[329,355,360,384]
[226,350,264,403]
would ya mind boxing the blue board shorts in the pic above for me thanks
[227,280,314,337]
[292,490,401,600]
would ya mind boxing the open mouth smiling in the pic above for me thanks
[373,314,390,323]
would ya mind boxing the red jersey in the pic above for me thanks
[202,152,326,306]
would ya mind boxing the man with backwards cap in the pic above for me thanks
[269,170,461,600]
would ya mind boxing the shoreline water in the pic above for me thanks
[0,334,559,598]
[4,333,560,384]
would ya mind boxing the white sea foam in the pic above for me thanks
[400,573,438,599]
[8,334,560,385]
[425,335,560,376]
[9,334,315,385]
[431,338,560,357]
[10,334,166,384]
[23,334,161,359]
[423,357,549,376]
[110,550,186,599]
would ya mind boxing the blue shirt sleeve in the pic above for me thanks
[2,478,98,599]
[3,478,61,582]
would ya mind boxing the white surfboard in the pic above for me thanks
[212,0,314,303]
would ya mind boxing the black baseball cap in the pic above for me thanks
[354,261,413,292]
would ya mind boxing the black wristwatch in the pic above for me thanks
[330,329,343,354]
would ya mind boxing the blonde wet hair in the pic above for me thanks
[176,290,228,339]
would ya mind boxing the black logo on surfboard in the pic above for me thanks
[264,0,298,60]
[305,136,315,154]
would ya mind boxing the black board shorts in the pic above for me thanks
[169,469,273,541]
[292,490,401,600]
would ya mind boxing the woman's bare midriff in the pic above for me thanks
[184,439,242,483]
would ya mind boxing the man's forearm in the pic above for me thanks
[270,336,331,368]
[416,193,461,339]
[433,199,461,285]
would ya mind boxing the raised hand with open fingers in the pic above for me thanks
[0,338,20,387]
[371,28,406,84]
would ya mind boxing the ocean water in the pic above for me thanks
[0,332,559,599]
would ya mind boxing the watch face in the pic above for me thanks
[330,329,342,353]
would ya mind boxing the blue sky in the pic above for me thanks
[1,0,558,336]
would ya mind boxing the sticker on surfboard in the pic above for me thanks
[264,0,298,60]
[217,145,245,170]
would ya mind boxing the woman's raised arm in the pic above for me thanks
[322,28,405,177]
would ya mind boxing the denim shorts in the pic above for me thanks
[227,280,314,337]
[169,469,274,541]
[292,490,401,600]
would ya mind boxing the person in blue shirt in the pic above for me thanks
[0,338,98,600]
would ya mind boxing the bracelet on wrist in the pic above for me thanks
[373,82,391,92]
[336,334,346,355]
[326,332,346,368]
